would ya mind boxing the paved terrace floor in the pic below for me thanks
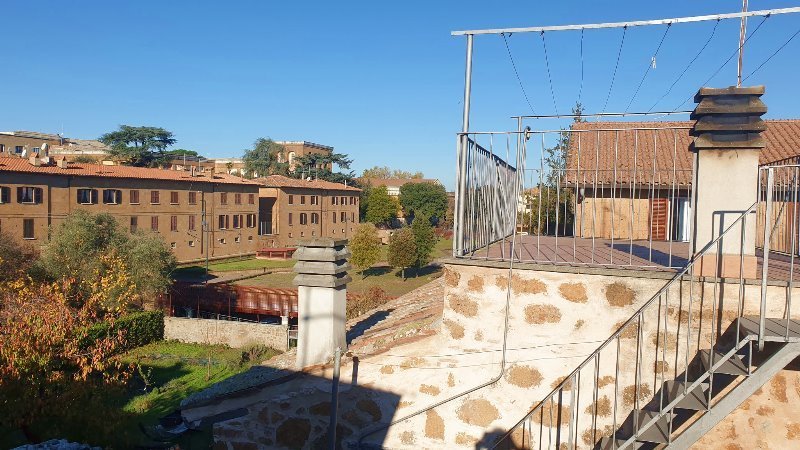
[463,235,800,284]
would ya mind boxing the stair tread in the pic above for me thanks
[699,349,748,376]
[636,410,670,444]
[663,380,710,410]
[737,316,800,342]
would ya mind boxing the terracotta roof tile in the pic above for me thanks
[0,156,259,186]
[252,175,360,192]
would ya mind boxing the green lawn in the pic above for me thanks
[173,258,294,278]
[1,341,280,449]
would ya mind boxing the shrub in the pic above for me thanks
[80,311,164,351]
[347,287,391,320]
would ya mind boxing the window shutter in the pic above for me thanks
[17,187,22,203]
[34,188,43,204]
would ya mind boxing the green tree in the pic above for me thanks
[349,223,382,278]
[399,182,448,224]
[387,227,417,280]
[292,152,356,185]
[365,186,398,227]
[359,184,372,221]
[362,166,424,179]
[99,125,177,167]
[411,213,437,269]
[242,138,289,178]
[39,211,176,310]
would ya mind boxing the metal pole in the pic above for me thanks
[202,195,210,285]
[455,34,474,257]
[328,346,342,450]
[759,168,774,351]
[737,0,749,87]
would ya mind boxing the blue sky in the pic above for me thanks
[2,1,799,189]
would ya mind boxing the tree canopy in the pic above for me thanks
[364,186,398,227]
[399,182,448,224]
[411,213,438,269]
[242,138,289,178]
[349,223,382,277]
[387,227,416,280]
[99,125,177,167]
[292,152,356,185]
[362,166,424,180]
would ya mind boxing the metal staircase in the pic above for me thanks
[491,195,800,450]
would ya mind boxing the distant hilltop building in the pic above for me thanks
[0,130,111,162]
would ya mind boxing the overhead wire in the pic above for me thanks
[601,25,628,113]
[540,31,559,115]
[502,32,536,114]
[625,23,672,112]
[647,19,720,112]
[742,23,800,82]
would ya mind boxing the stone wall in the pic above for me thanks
[164,317,289,351]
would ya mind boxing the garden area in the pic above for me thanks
[171,257,294,281]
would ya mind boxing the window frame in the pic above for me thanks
[150,191,160,205]
[311,212,319,225]
[235,193,242,205]
[17,187,42,205]
[188,191,197,205]
[248,193,255,205]
[300,213,308,225]
[188,215,196,231]
[220,192,228,205]
[170,191,179,205]
[77,188,98,205]
[0,186,10,204]
[22,218,35,239]
[170,215,178,232]
[130,190,140,204]
[130,216,138,232]
[102,189,122,205]
[151,216,159,232]
[288,194,294,205]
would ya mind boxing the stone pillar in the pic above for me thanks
[293,238,350,368]
[691,86,766,278]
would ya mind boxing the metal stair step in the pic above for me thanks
[598,436,642,450]
[663,380,709,411]
[699,349,748,376]
[635,410,670,444]
[736,316,800,342]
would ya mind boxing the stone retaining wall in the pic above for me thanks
[164,317,289,351]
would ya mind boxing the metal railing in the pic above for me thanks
[454,126,696,269]
[491,165,800,449]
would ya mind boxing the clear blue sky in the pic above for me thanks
[2,1,799,189]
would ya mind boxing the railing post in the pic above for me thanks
[759,168,774,350]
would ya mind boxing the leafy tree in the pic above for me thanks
[411,213,438,269]
[165,148,199,157]
[71,155,99,164]
[359,184,372,221]
[0,229,37,282]
[387,227,417,280]
[362,166,424,179]
[365,186,398,227]
[99,125,177,167]
[242,138,289,178]
[292,152,356,185]
[39,211,176,310]
[399,182,448,224]
[349,223,382,278]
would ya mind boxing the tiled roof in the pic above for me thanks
[358,177,440,187]
[252,175,360,192]
[0,156,259,186]
[564,120,800,186]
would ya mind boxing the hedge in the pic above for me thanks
[80,310,164,351]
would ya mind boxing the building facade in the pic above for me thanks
[253,175,360,248]
[0,156,260,263]
[275,141,333,172]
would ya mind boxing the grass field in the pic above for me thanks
[173,258,294,278]
[1,341,280,449]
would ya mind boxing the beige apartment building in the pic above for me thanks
[254,175,360,248]
[0,156,260,263]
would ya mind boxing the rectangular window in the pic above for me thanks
[77,188,97,205]
[301,195,306,205]
[188,215,196,231]
[288,194,294,205]
[350,196,356,205]
[150,191,160,204]
[248,193,255,205]
[17,187,42,204]
[189,240,195,247]
[15,146,23,155]
[341,196,346,205]
[332,212,337,223]
[352,212,355,223]
[130,190,140,204]
[0,186,10,204]
[218,215,229,229]
[235,193,242,205]
[170,191,179,204]
[170,242,176,249]
[300,213,307,225]
[188,191,197,205]
[170,215,178,232]
[151,216,159,231]
[0,144,4,153]
[233,214,241,229]
[288,213,293,225]
[130,216,138,232]
[311,213,319,224]
[23,219,34,239]
[341,211,347,223]
[103,189,121,205]
[235,236,241,243]
[220,193,228,205]
[332,196,338,205]
[246,214,256,228]
[311,195,319,205]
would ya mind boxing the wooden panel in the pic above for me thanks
[650,198,669,241]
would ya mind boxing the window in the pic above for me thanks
[0,144,4,153]
[130,216,138,232]
[332,196,338,205]
[130,190,140,204]
[312,230,316,237]
[23,219,34,239]
[150,191,160,204]
[300,231,305,237]
[188,191,197,205]
[77,189,98,205]
[235,236,241,243]
[246,214,256,228]
[219,238,226,244]
[300,213,308,225]
[32,147,41,155]
[233,214,241,229]
[311,195,319,205]
[350,196,356,205]
[341,196,346,205]
[300,195,306,205]
[188,215,196,231]
[15,146,23,155]
[311,213,319,224]
[351,212,355,223]
[0,186,10,204]
[170,215,178,232]
[220,193,228,205]
[248,193,255,205]
[288,195,294,205]
[18,187,42,204]
[170,191,179,204]
[248,236,253,241]
[188,240,195,247]
[332,212,337,223]
[235,193,242,205]
[151,216,159,231]
[103,189,122,205]
[341,211,347,223]
[170,242,176,249]
[218,215,229,229]
[288,232,293,238]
